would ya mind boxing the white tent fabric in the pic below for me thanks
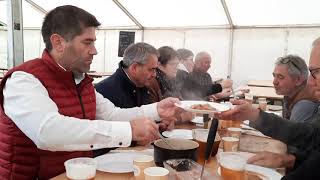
[1,0,320,86]
[227,0,320,26]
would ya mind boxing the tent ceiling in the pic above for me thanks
[118,0,228,27]
[0,0,320,28]
[226,0,320,26]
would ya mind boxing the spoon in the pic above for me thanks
[158,132,176,150]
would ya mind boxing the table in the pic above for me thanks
[51,123,220,180]
[248,86,283,100]
[51,121,286,180]
[247,80,274,87]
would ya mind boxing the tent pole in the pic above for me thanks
[7,0,24,68]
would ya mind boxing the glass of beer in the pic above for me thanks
[219,152,246,180]
[192,129,209,164]
[258,98,268,111]
[227,127,242,139]
[244,93,254,104]
[222,136,239,152]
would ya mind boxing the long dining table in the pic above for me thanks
[51,113,287,180]
[51,123,221,180]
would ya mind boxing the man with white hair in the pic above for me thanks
[181,51,232,100]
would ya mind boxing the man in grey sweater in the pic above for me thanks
[215,37,320,180]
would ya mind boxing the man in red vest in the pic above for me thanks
[0,5,179,180]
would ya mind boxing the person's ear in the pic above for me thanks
[295,76,305,86]
[129,62,139,74]
[50,34,66,53]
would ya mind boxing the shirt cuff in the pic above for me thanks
[141,102,160,121]
[94,121,132,147]
[109,121,132,147]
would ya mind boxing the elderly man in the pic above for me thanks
[181,51,232,100]
[0,6,178,180]
[273,55,318,122]
[215,37,320,180]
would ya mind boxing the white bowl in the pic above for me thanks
[64,157,97,180]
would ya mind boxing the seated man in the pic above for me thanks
[214,36,320,180]
[95,43,175,132]
[0,6,179,180]
[181,51,232,100]
[273,55,318,122]
[247,55,320,173]
[95,42,157,108]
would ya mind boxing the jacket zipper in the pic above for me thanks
[76,84,86,119]
[73,79,86,119]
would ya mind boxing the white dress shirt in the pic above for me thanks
[3,71,159,152]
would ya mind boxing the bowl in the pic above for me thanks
[64,157,97,180]
[153,138,199,167]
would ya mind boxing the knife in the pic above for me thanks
[200,118,219,180]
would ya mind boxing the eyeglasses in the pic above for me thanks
[279,58,301,72]
[309,67,320,79]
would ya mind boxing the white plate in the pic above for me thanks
[191,116,204,124]
[218,164,283,180]
[162,129,193,139]
[175,101,230,114]
[95,152,147,173]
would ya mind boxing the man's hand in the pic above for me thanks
[213,88,233,100]
[247,151,296,168]
[157,97,180,118]
[130,117,159,144]
[158,117,176,131]
[179,111,195,122]
[214,99,260,121]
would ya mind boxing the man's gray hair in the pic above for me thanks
[177,48,194,61]
[275,55,308,80]
[122,42,159,67]
[195,51,211,63]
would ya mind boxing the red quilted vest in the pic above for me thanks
[0,50,96,180]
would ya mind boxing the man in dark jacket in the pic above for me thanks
[95,43,175,156]
[95,42,158,108]
[215,37,320,180]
